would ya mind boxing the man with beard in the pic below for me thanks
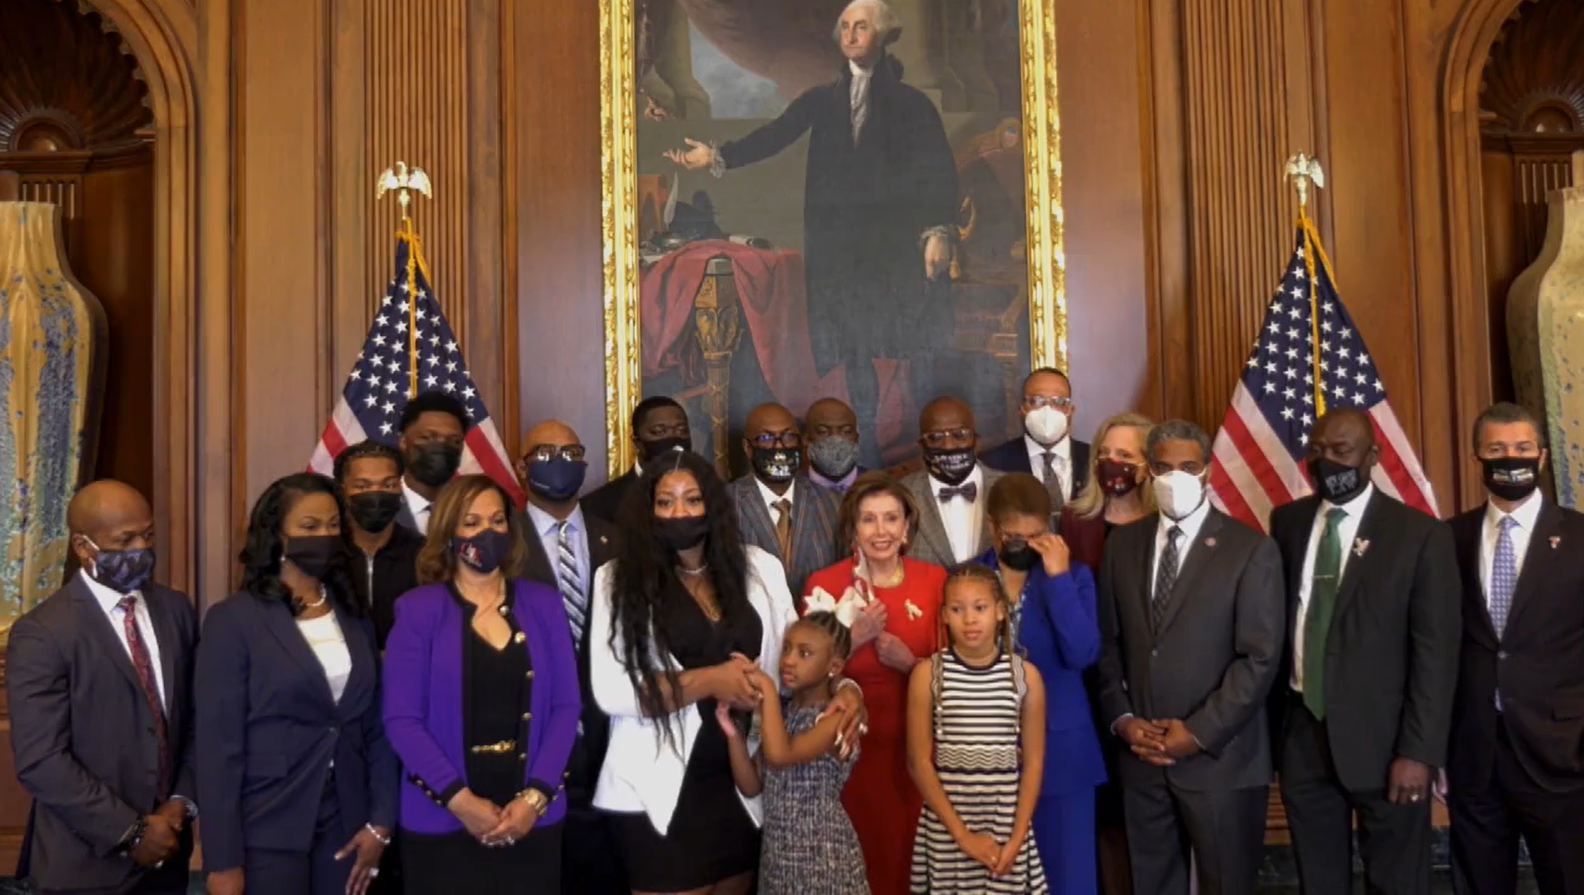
[336,440,422,649]
[583,396,692,523]
[393,391,469,534]
[666,0,959,464]
[901,397,1004,567]
[728,402,841,596]
[804,397,868,495]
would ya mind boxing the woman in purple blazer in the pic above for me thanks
[382,474,580,893]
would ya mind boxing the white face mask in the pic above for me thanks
[1153,470,1207,521]
[1024,405,1069,446]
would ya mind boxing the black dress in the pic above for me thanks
[611,585,765,890]
[403,586,563,893]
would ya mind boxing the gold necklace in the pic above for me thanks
[870,562,904,588]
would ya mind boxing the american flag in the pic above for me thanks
[1208,224,1437,530]
[308,229,524,505]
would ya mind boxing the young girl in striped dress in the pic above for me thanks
[907,563,1049,894]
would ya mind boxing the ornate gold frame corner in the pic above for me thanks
[599,0,1066,478]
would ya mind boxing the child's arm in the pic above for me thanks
[995,663,1047,877]
[757,679,844,768]
[906,661,1001,872]
[715,703,762,797]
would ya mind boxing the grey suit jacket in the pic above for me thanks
[728,474,841,596]
[1095,509,1285,792]
[6,575,197,892]
[901,465,1003,567]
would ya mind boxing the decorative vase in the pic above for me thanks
[0,201,107,633]
[1507,153,1584,508]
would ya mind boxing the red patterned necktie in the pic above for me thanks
[118,595,169,801]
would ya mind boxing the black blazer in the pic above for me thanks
[195,590,398,873]
[6,576,197,892]
[582,469,637,524]
[515,506,620,801]
[1268,491,1461,790]
[1096,509,1285,791]
[980,436,1091,498]
[1447,500,1584,793]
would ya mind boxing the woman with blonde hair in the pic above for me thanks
[1058,412,1156,573]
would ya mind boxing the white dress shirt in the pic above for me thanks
[401,480,432,534]
[1025,434,1073,500]
[296,612,352,704]
[928,465,986,564]
[527,503,591,592]
[1291,484,1374,692]
[1151,497,1212,599]
[1479,491,1542,608]
[82,570,167,710]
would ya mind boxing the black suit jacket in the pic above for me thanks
[515,506,619,803]
[1269,490,1461,791]
[582,469,636,524]
[1447,499,1584,793]
[1096,509,1285,791]
[194,590,398,872]
[6,575,197,892]
[980,436,1091,498]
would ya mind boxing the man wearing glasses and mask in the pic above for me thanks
[514,419,627,895]
[903,396,1005,567]
[981,367,1089,514]
[728,402,842,596]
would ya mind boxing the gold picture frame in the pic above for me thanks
[598,0,1066,476]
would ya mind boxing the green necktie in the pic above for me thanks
[1302,508,1347,719]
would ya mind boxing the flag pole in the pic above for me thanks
[376,161,434,398]
[1284,153,1327,416]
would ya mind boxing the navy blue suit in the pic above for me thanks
[978,550,1107,895]
[980,436,1091,499]
[195,590,398,893]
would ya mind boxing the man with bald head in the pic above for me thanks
[7,480,198,894]
[729,402,842,596]
[901,396,1004,566]
[513,419,626,895]
[1267,408,1460,895]
[804,397,868,494]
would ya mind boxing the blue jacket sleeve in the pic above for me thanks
[1034,565,1102,671]
[358,618,399,830]
[194,600,249,872]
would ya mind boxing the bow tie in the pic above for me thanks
[938,482,978,503]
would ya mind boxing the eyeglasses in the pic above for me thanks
[750,432,802,449]
[1024,395,1073,410]
[921,428,975,448]
[525,444,586,463]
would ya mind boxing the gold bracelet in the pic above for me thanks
[518,788,549,814]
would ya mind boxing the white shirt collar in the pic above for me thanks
[1024,433,1071,462]
[80,569,137,612]
[926,463,984,498]
[401,479,432,514]
[1320,482,1375,517]
[1157,493,1213,544]
[1484,489,1543,532]
[526,502,585,539]
[849,60,874,79]
[755,475,796,512]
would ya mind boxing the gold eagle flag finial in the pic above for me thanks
[376,161,433,221]
[1283,153,1325,216]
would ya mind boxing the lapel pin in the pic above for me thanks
[1353,538,1370,558]
[905,599,923,621]
[1550,535,1560,550]
[1204,537,1218,548]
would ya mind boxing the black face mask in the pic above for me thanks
[639,436,690,463]
[1481,456,1541,502]
[454,529,511,574]
[998,538,1040,572]
[408,442,462,488]
[924,447,977,486]
[751,447,801,485]
[655,514,710,552]
[284,535,345,580]
[347,491,402,533]
[1307,456,1369,504]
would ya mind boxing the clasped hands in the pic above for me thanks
[956,828,1027,878]
[709,653,868,758]
[449,787,541,851]
[130,799,188,869]
[1116,717,1201,765]
[847,602,916,674]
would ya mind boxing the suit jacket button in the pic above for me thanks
[1498,650,1508,660]
[522,712,532,721]
[1150,649,1159,658]
[526,670,535,680]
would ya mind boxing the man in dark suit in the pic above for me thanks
[1269,407,1461,895]
[513,418,625,895]
[336,440,422,648]
[1096,420,1284,894]
[582,395,691,523]
[804,397,867,495]
[901,396,1004,566]
[728,402,841,596]
[7,480,198,895]
[980,367,1091,512]
[1443,402,1584,894]
[392,390,469,534]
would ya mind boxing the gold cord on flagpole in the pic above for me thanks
[377,162,433,398]
[1285,153,1326,417]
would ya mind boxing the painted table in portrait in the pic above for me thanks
[601,0,1066,476]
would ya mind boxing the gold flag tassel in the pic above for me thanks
[377,161,434,398]
[1285,153,1327,417]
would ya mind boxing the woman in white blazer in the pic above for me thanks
[589,450,865,894]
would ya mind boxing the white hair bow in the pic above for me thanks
[803,586,867,629]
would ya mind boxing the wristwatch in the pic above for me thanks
[517,788,549,815]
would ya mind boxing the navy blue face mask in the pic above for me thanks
[527,457,588,502]
[84,537,156,594]
[454,529,511,574]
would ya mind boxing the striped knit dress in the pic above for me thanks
[910,649,1048,895]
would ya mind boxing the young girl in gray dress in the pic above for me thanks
[718,608,870,895]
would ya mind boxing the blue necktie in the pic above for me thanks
[1489,515,1517,638]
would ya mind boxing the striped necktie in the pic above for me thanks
[554,521,586,651]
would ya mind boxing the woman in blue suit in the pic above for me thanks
[976,472,1107,895]
[196,473,398,895]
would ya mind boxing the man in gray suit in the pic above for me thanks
[7,480,198,895]
[901,396,1004,567]
[1095,420,1285,895]
[728,403,841,596]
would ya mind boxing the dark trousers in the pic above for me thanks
[1280,698,1431,895]
[1121,763,1267,895]
[561,799,629,894]
[1449,720,1584,895]
[244,783,351,895]
[39,869,189,895]
[1033,788,1097,895]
